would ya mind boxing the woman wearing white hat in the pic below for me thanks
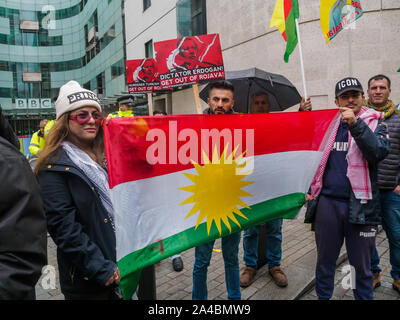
[35,81,120,300]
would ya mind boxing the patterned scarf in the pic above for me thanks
[364,99,399,119]
[62,141,115,230]
[311,107,384,203]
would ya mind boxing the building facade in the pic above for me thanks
[125,0,400,114]
[125,0,208,114]
[0,0,127,136]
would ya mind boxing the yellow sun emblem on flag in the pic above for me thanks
[179,145,254,235]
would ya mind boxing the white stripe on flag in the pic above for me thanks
[111,150,322,260]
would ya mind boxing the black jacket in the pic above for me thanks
[37,148,117,298]
[305,118,390,226]
[345,119,389,224]
[0,136,47,299]
[376,113,400,190]
[0,106,19,149]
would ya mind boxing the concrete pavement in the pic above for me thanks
[300,226,400,300]
[35,207,399,300]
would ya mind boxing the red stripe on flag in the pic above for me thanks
[284,0,293,20]
[104,110,339,188]
[282,31,288,41]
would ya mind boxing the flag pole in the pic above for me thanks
[147,92,154,116]
[192,84,203,115]
[295,18,308,99]
[348,28,353,76]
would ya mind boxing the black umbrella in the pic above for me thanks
[199,68,302,113]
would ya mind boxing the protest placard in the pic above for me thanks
[154,34,225,88]
[126,58,164,93]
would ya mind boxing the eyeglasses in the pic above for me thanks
[69,111,103,125]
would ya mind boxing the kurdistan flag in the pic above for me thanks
[104,110,340,299]
[270,0,300,63]
[320,0,363,43]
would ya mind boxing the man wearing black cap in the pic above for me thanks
[107,95,135,119]
[305,77,389,300]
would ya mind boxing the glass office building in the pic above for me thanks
[0,0,127,136]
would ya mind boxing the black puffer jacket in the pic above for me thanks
[0,134,47,299]
[377,112,400,190]
[0,106,19,149]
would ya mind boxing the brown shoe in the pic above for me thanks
[393,279,400,294]
[240,266,257,288]
[372,272,381,289]
[269,266,288,287]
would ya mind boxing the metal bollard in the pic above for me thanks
[257,223,268,269]
[138,264,156,300]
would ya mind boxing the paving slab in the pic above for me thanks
[250,265,315,300]
[299,230,400,301]
[37,207,396,301]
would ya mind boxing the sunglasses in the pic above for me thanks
[69,111,103,125]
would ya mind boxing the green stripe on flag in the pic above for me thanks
[117,192,306,299]
[284,2,299,63]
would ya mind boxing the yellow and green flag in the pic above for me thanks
[104,110,339,299]
[270,0,299,63]
[320,0,363,43]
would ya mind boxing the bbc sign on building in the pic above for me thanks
[15,98,53,109]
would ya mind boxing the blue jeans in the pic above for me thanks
[379,191,400,280]
[371,246,381,273]
[243,219,283,269]
[192,232,241,300]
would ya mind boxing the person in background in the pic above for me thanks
[35,80,120,300]
[240,92,312,289]
[249,92,312,113]
[29,119,48,157]
[364,74,400,293]
[107,95,135,120]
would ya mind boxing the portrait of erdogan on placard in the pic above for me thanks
[154,34,225,88]
[126,58,163,93]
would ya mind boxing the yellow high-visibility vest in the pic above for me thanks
[107,109,134,118]
[44,120,55,138]
[29,130,46,156]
